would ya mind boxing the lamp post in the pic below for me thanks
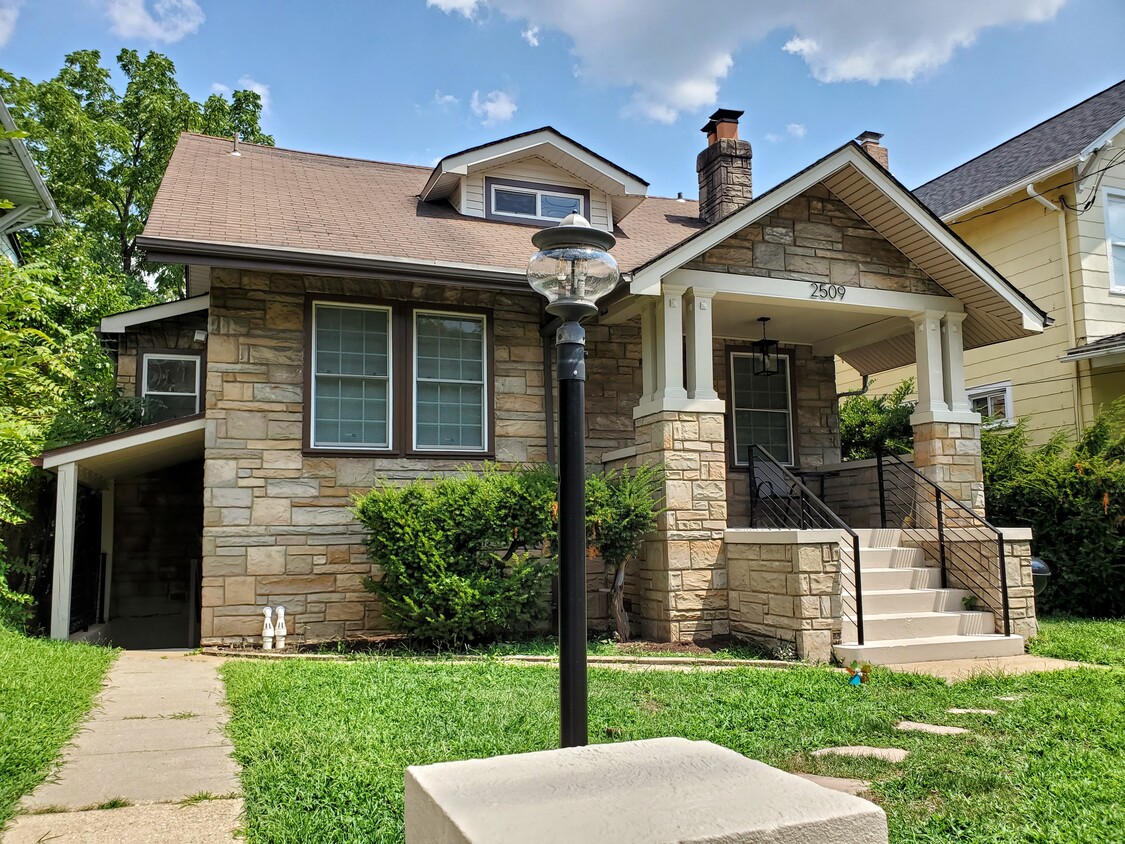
[527,213,619,748]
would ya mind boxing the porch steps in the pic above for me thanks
[837,531,1024,665]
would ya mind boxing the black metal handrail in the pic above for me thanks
[747,446,864,645]
[877,451,1011,637]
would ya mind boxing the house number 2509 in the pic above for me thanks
[809,282,846,300]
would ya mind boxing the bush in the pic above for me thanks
[839,379,915,460]
[355,465,559,645]
[983,401,1125,617]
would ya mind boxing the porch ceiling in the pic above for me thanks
[712,296,910,352]
[41,416,205,481]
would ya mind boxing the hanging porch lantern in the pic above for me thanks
[752,316,779,377]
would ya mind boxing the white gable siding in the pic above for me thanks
[461,156,612,229]
[1075,127,1125,342]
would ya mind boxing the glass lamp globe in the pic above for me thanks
[527,214,619,321]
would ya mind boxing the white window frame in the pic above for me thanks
[412,309,488,453]
[967,381,1013,428]
[729,351,794,466]
[489,183,585,223]
[1104,188,1125,294]
[310,301,393,451]
[141,353,201,416]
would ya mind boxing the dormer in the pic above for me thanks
[419,127,649,230]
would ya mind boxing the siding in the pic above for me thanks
[462,156,612,229]
[1074,127,1125,342]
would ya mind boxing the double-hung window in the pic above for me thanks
[967,382,1013,427]
[311,303,391,449]
[309,301,489,453]
[729,351,793,465]
[1106,190,1125,293]
[141,354,201,422]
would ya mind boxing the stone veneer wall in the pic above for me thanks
[632,412,728,642]
[1001,529,1038,640]
[200,269,641,644]
[115,311,209,396]
[912,420,985,515]
[726,532,841,663]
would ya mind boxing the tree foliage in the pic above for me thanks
[983,401,1125,617]
[839,378,916,460]
[1,48,272,299]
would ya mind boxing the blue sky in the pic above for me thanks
[1,0,1123,198]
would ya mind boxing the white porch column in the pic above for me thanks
[684,289,718,402]
[640,300,657,403]
[50,461,78,640]
[911,310,948,414]
[659,285,688,401]
[100,480,115,624]
[941,312,972,414]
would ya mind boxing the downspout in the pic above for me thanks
[1026,182,1083,434]
[836,374,870,401]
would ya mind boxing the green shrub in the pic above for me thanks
[355,465,559,645]
[839,378,915,460]
[983,401,1125,617]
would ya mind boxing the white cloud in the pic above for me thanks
[210,82,231,95]
[442,0,1067,123]
[470,89,517,126]
[426,0,480,19]
[433,90,459,108]
[103,0,204,43]
[237,75,271,115]
[786,123,806,139]
[0,0,22,48]
[521,25,539,46]
[765,133,782,143]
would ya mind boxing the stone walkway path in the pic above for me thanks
[4,651,242,843]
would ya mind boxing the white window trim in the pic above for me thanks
[1104,187,1125,294]
[310,301,393,451]
[141,353,201,415]
[729,351,794,467]
[489,183,585,223]
[967,380,1013,428]
[412,309,488,453]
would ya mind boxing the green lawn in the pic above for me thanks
[222,658,1125,843]
[0,629,116,824]
[1029,615,1125,666]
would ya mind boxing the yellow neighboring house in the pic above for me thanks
[838,80,1125,442]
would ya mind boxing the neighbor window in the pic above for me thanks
[967,382,1013,427]
[1107,190,1125,293]
[414,312,486,451]
[141,354,200,422]
[730,352,793,465]
[487,178,586,223]
[311,303,392,449]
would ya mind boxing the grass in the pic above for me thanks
[0,628,116,825]
[475,636,773,661]
[222,658,1125,843]
[1029,614,1125,666]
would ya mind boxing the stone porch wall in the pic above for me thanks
[726,529,841,663]
[912,420,985,515]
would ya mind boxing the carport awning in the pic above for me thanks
[41,415,206,483]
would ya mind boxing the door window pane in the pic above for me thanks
[730,353,792,464]
[313,305,391,448]
[415,313,486,450]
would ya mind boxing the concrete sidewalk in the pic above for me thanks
[4,650,242,843]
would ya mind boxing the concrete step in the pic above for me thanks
[862,610,996,640]
[857,546,924,569]
[861,567,940,591]
[861,588,974,615]
[835,634,1025,665]
[855,528,900,548]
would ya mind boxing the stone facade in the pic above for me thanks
[687,185,949,299]
[632,411,728,642]
[912,420,986,515]
[726,530,842,663]
[114,311,208,399]
[696,137,753,224]
[1001,529,1038,641]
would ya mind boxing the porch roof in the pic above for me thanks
[628,143,1051,376]
[40,415,205,484]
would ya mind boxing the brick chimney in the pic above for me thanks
[696,109,752,224]
[856,131,889,170]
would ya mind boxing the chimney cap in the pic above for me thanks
[701,108,745,134]
[856,130,884,145]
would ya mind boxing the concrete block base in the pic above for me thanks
[405,737,887,843]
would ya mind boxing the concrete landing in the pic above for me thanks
[5,651,241,843]
[882,653,1089,682]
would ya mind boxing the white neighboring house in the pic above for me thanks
[0,96,62,261]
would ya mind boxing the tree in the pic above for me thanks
[839,378,916,460]
[1,49,273,300]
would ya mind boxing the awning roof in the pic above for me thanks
[41,416,205,482]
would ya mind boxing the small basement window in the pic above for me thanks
[142,353,201,422]
[486,177,588,224]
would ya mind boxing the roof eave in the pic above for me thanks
[939,156,1079,222]
[0,97,63,226]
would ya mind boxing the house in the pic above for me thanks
[40,110,1048,663]
[838,80,1125,441]
[0,96,62,261]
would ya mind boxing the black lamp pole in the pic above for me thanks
[527,213,619,749]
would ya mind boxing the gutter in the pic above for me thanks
[941,157,1079,222]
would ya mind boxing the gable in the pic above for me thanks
[684,184,950,300]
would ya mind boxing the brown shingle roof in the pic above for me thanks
[142,133,704,275]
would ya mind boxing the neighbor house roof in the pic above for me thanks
[139,133,703,286]
[0,96,62,234]
[915,79,1125,219]
[1059,331,1125,363]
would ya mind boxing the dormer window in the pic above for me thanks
[485,177,589,225]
